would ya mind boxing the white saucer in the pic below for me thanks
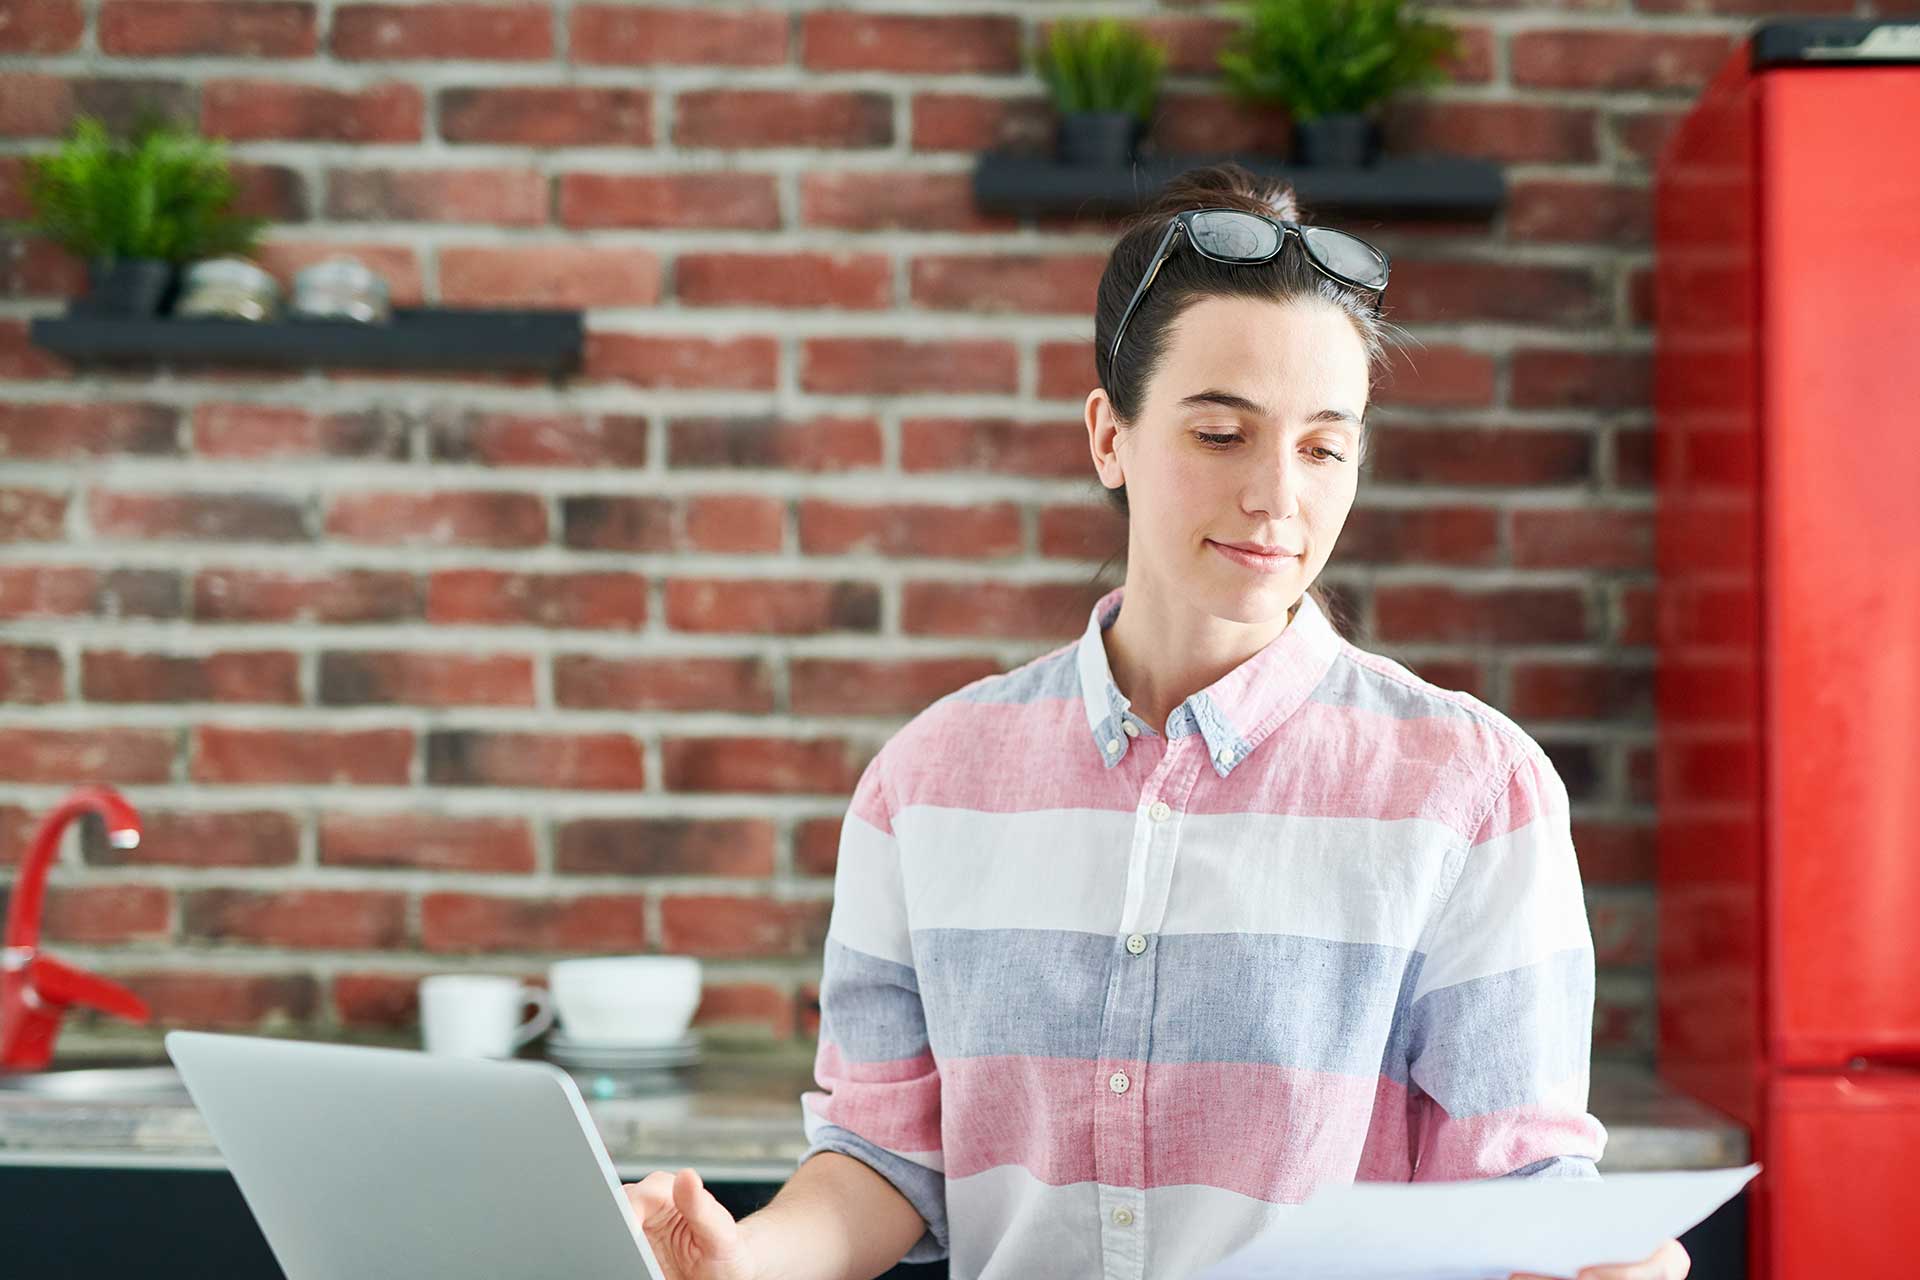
[543,1030,699,1069]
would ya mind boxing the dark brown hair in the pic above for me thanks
[1088,162,1411,633]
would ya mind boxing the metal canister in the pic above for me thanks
[290,255,391,324]
[171,256,283,321]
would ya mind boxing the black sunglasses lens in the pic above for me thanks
[1301,226,1388,289]
[1188,210,1281,261]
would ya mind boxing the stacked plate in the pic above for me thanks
[542,1029,700,1099]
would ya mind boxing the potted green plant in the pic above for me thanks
[1217,0,1462,168]
[1032,18,1169,168]
[11,112,267,316]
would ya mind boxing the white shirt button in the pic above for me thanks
[1148,800,1171,822]
[1216,746,1234,764]
[1122,721,1139,738]
[1108,1070,1130,1094]
[1112,1207,1134,1227]
[1105,738,1121,755]
[1125,933,1147,955]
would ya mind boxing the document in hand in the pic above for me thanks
[1189,1162,1760,1280]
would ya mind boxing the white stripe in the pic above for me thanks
[893,806,1456,949]
[945,1165,1102,1280]
[823,812,914,968]
[1074,611,1109,737]
[944,1163,1308,1280]
[1139,1181,1307,1278]
[1411,815,1592,1002]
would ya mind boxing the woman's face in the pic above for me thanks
[1087,294,1370,624]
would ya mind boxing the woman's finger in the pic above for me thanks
[624,1169,682,1225]
[671,1167,736,1243]
[1575,1237,1691,1280]
[1510,1235,1688,1280]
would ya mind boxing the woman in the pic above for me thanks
[624,163,1689,1280]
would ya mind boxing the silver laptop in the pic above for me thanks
[166,1029,670,1280]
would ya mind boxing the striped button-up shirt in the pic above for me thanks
[799,583,1607,1280]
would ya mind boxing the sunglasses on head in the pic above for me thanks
[1108,208,1392,371]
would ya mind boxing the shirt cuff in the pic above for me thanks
[801,1125,950,1263]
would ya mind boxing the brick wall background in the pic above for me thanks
[1,0,1846,1064]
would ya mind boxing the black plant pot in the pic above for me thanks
[1292,113,1384,168]
[74,257,176,317]
[1056,112,1146,167]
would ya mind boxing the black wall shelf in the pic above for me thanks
[26,306,585,376]
[974,151,1506,220]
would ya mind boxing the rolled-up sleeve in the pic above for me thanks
[798,750,948,1262]
[1406,742,1610,1182]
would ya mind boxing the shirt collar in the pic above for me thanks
[1076,584,1344,778]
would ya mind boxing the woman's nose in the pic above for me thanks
[1241,449,1302,520]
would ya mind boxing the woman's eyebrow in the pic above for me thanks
[1176,389,1364,431]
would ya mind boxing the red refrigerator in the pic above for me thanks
[1654,18,1920,1278]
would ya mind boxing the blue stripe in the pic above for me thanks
[911,927,1419,1081]
[1309,652,1481,722]
[948,645,1077,705]
[819,937,928,1063]
[1407,945,1596,1114]
[1502,1154,1601,1179]
[897,926,1591,1114]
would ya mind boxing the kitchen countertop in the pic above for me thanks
[0,1048,1748,1183]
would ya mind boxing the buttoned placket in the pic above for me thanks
[1092,706,1210,1280]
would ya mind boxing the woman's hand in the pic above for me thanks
[1509,1236,1690,1280]
[622,1167,763,1280]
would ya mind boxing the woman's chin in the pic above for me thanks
[1196,558,1299,618]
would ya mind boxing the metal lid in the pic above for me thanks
[179,256,280,292]
[294,255,385,294]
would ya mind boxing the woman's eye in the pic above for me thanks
[1193,433,1347,462]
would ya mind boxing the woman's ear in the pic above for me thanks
[1085,388,1125,490]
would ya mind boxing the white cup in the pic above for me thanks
[419,974,555,1058]
[548,956,701,1046]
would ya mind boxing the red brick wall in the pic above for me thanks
[0,0,1793,1062]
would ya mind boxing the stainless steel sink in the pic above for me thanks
[0,1061,189,1100]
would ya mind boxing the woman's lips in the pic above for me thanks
[1208,540,1299,573]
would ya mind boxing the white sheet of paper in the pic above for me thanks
[1189,1163,1760,1280]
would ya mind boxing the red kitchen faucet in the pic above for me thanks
[1,786,150,1071]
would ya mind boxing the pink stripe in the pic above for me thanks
[806,1038,941,1153]
[1411,1091,1607,1181]
[939,1054,1095,1185]
[1354,1074,1417,1181]
[1471,747,1556,843]
[941,1056,1419,1200]
[1180,698,1492,829]
[815,1038,936,1085]
[847,751,893,832]
[891,694,1495,840]
[886,695,1096,812]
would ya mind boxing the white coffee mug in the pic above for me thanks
[419,974,554,1058]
